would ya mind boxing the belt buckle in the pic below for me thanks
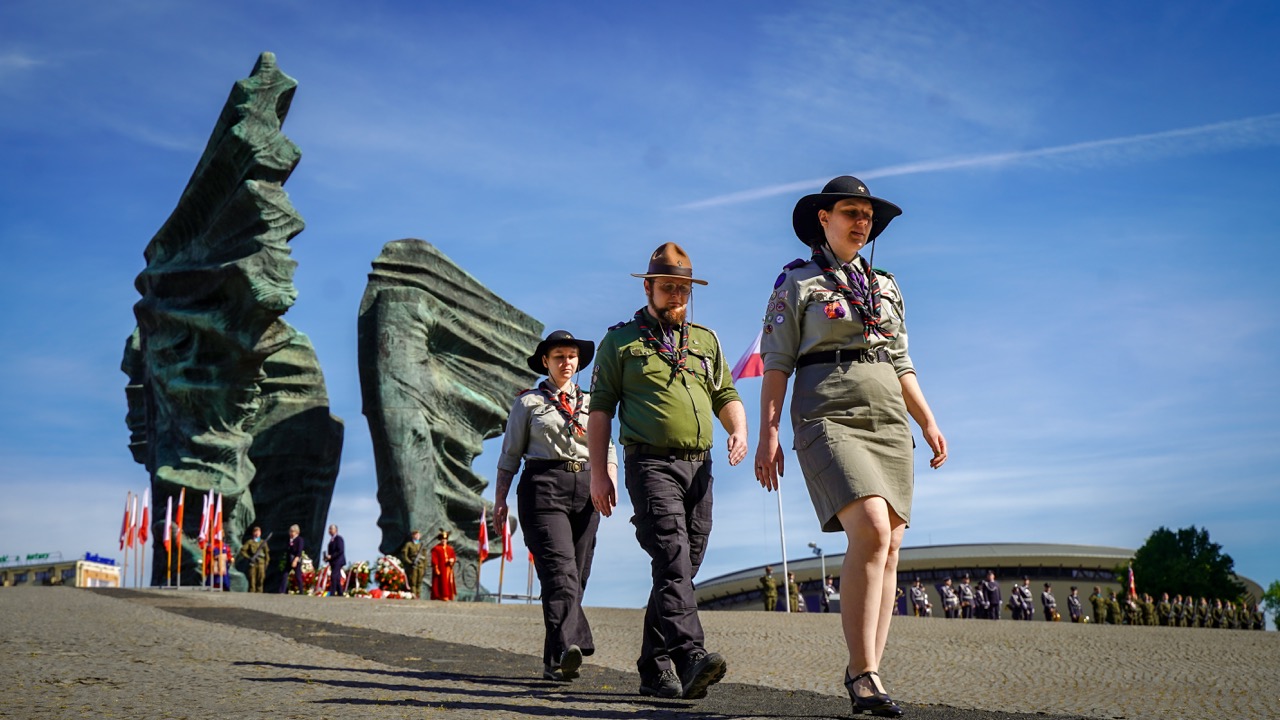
[565,461,584,472]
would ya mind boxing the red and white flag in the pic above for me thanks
[1128,564,1137,597]
[127,493,138,549]
[175,488,186,538]
[137,489,150,545]
[501,513,514,563]
[163,496,173,554]
[212,494,224,551]
[119,491,133,551]
[477,506,489,564]
[731,330,764,382]
[197,493,210,549]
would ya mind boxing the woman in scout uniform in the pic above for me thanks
[494,330,618,681]
[754,176,947,718]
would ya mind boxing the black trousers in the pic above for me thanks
[279,560,304,593]
[328,563,344,596]
[624,453,713,678]
[518,465,599,667]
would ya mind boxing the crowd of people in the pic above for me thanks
[892,573,1266,629]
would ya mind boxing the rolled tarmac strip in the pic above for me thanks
[3,587,1274,719]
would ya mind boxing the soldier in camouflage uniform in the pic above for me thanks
[1172,594,1185,627]
[399,530,427,598]
[1141,593,1156,626]
[1088,586,1104,625]
[236,526,270,593]
[1106,591,1122,625]
[759,566,779,611]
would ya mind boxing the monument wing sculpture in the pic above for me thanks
[359,239,542,598]
[123,52,341,588]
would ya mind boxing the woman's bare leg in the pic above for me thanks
[837,495,906,694]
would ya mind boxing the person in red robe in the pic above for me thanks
[430,530,458,601]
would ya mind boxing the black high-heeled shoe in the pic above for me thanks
[844,670,904,718]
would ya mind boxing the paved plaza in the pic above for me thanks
[1,587,1275,719]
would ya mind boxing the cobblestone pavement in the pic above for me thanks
[2,587,1275,719]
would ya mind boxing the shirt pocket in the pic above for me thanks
[624,345,665,382]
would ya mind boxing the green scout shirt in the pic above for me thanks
[589,310,740,451]
[760,573,779,597]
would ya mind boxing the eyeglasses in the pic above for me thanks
[654,282,693,296]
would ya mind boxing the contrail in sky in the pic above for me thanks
[676,113,1280,210]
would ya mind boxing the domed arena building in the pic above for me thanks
[694,542,1265,617]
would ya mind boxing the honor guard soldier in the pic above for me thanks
[237,526,270,592]
[399,530,427,598]
[937,578,960,619]
[1016,577,1034,621]
[909,578,928,617]
[1106,591,1122,625]
[1196,597,1210,627]
[1089,586,1104,625]
[982,571,1002,620]
[1067,586,1083,623]
[1172,594,1185,627]
[1157,593,1173,626]
[759,566,779,611]
[957,574,976,619]
[788,572,802,613]
[1041,583,1058,622]
[588,242,747,701]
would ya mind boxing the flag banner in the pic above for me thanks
[1128,565,1137,597]
[730,330,764,382]
[163,496,173,554]
[119,491,132,551]
[501,514,514,563]
[197,494,210,549]
[127,493,138,549]
[478,506,489,564]
[138,489,150,545]
[175,488,186,536]
[212,494,224,551]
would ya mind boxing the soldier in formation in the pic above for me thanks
[399,530,427,598]
[957,574,976,619]
[1041,583,1058,622]
[1067,586,1082,623]
[937,577,960,619]
[237,526,270,593]
[759,566,779,611]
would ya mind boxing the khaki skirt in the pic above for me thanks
[791,360,914,532]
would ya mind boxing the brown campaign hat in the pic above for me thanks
[630,242,708,285]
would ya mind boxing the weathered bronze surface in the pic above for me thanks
[359,239,541,598]
[124,53,342,588]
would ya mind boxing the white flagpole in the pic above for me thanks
[777,482,791,613]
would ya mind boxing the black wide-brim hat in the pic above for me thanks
[528,330,595,375]
[792,175,903,246]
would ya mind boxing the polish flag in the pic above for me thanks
[163,496,173,554]
[212,494,224,551]
[1128,565,1137,598]
[197,493,210,549]
[477,506,489,564]
[127,493,138,549]
[501,514,514,563]
[119,491,133,551]
[175,488,185,539]
[731,330,764,382]
[137,489,150,545]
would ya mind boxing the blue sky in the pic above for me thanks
[2,1,1277,610]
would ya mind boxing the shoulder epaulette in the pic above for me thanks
[872,267,893,277]
[607,319,630,331]
[515,387,537,397]
[774,258,811,289]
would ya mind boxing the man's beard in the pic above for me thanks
[647,290,687,325]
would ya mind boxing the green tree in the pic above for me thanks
[1130,525,1245,599]
[1262,580,1280,630]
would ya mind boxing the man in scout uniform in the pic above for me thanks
[759,565,779,611]
[237,526,270,593]
[400,530,427,598]
[588,242,747,700]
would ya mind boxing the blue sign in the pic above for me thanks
[84,552,117,566]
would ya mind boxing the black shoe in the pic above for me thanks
[680,650,727,699]
[558,645,582,681]
[638,668,681,698]
[845,670,904,718]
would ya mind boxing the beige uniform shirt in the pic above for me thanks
[497,380,617,474]
[759,247,914,378]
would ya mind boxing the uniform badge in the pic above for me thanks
[764,324,773,334]
[775,301,785,311]
[776,290,787,300]
[824,301,847,319]
[773,272,787,289]
[590,364,599,390]
[774,314,785,324]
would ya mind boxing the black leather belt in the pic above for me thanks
[526,459,588,473]
[795,347,890,368]
[626,444,710,461]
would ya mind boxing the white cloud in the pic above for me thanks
[677,113,1280,210]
